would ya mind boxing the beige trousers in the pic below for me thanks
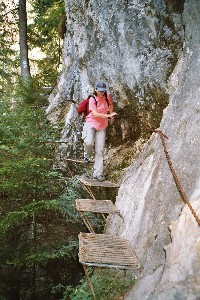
[82,122,106,177]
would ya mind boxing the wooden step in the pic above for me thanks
[64,158,94,164]
[75,199,123,233]
[78,232,140,270]
[78,176,120,188]
[76,199,121,215]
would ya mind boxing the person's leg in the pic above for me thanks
[93,129,106,178]
[82,123,95,160]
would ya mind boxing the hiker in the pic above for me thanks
[82,80,117,181]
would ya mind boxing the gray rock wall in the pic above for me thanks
[106,0,200,299]
[47,0,200,298]
[59,0,182,105]
[46,0,183,159]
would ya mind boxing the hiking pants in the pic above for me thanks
[82,122,106,177]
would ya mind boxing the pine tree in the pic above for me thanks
[0,85,84,299]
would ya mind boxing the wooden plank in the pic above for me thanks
[63,158,94,164]
[78,233,140,270]
[78,176,120,188]
[76,199,120,214]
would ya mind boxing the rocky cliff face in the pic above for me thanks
[107,1,200,299]
[46,0,184,160]
[47,0,200,298]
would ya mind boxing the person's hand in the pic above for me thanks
[109,112,117,123]
[109,112,117,118]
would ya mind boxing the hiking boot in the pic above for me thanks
[84,157,90,164]
[93,175,105,182]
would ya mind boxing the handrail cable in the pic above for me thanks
[135,111,200,226]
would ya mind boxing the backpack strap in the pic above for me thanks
[104,91,109,106]
[86,95,97,115]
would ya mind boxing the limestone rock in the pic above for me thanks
[47,0,183,155]
[47,0,200,298]
[107,1,200,299]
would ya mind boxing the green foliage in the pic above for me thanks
[15,77,46,105]
[59,177,85,220]
[0,0,65,93]
[59,177,106,232]
[28,0,65,86]
[0,81,82,299]
[0,92,61,200]
[0,2,86,299]
[61,269,136,300]
[0,200,59,233]
[0,1,19,98]
[6,240,78,267]
[0,80,62,202]
[30,0,63,16]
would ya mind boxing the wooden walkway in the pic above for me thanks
[69,163,140,299]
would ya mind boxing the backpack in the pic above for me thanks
[77,93,109,119]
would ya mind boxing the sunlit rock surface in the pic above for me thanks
[106,1,200,299]
[46,0,183,159]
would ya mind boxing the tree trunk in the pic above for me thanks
[19,0,31,79]
[31,211,36,300]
